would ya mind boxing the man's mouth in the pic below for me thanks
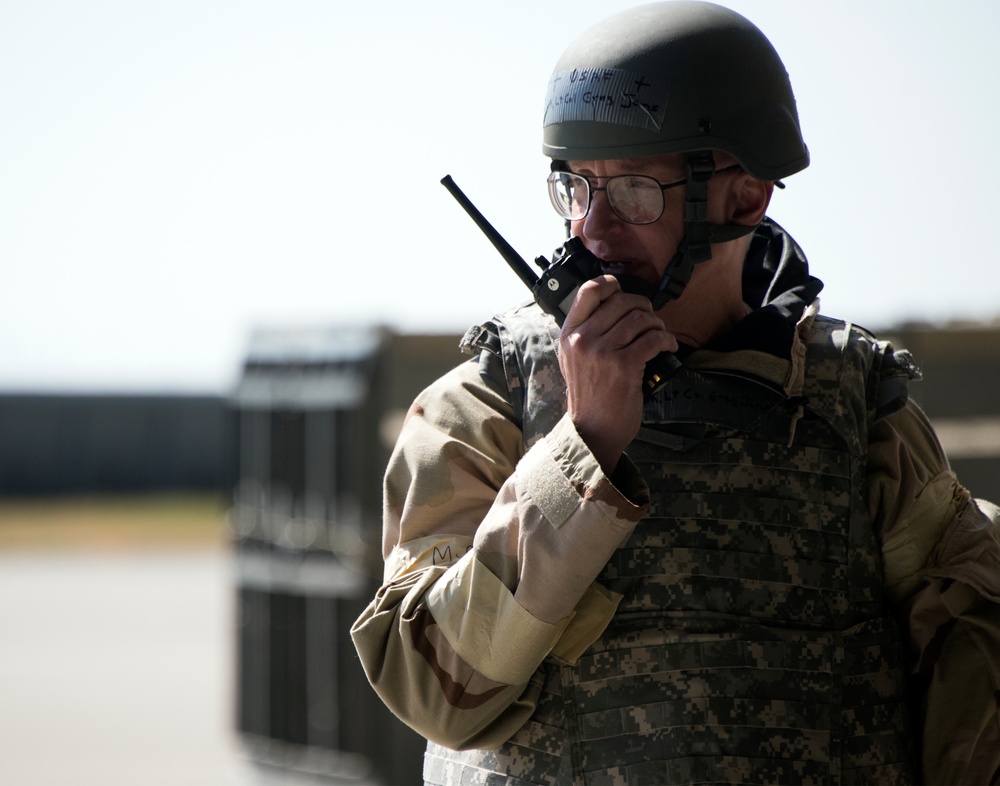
[599,259,642,277]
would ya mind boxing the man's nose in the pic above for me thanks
[580,189,622,238]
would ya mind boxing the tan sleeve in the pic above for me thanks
[351,356,649,750]
[868,400,1000,784]
[868,400,969,606]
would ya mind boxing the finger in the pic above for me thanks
[561,275,623,331]
[564,294,659,354]
[565,280,659,339]
[604,308,676,353]
[628,321,680,359]
[596,312,677,368]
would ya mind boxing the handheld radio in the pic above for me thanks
[441,174,680,399]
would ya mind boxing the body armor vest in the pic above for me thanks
[426,303,919,786]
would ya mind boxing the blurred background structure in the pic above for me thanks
[228,328,462,784]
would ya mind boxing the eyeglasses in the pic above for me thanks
[546,165,742,225]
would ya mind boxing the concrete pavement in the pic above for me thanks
[0,549,252,785]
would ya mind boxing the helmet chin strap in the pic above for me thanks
[643,151,757,310]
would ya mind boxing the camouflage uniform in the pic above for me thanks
[352,222,1000,784]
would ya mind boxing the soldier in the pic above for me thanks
[352,2,1000,784]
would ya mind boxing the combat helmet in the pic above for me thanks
[542,1,808,306]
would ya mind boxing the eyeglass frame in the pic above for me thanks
[546,164,743,225]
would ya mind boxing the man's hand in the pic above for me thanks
[558,275,677,474]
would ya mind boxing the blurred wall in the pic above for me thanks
[0,394,237,496]
[884,323,1000,504]
[1,324,997,505]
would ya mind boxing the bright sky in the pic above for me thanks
[2,1,998,393]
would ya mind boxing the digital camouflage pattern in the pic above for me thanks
[419,304,917,785]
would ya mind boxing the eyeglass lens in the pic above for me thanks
[547,172,666,225]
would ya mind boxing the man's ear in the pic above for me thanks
[728,173,773,227]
